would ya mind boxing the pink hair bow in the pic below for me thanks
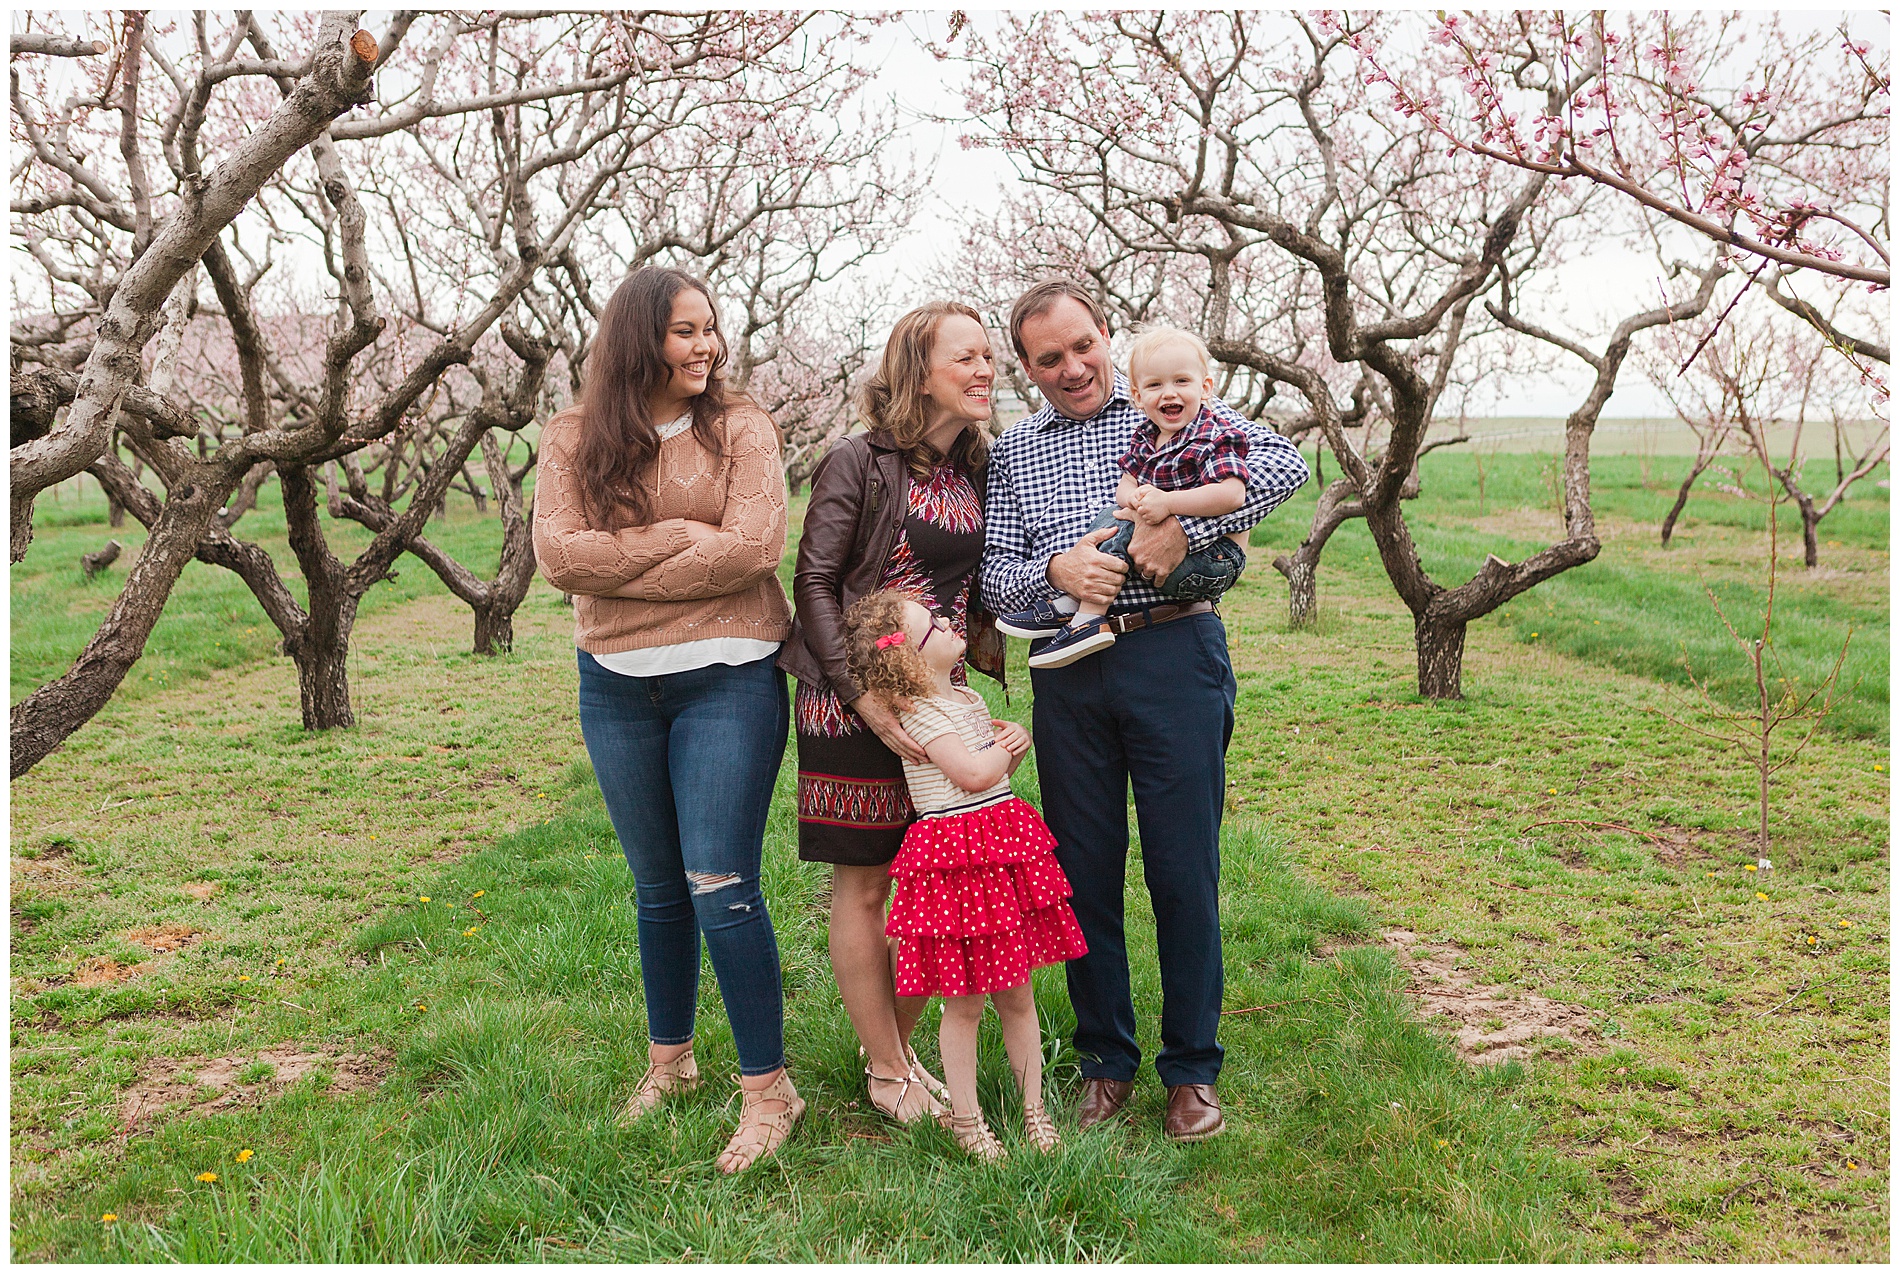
[875,632,907,650]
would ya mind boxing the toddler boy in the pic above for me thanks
[1001,327,1253,669]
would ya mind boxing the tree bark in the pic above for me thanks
[1277,554,1319,627]
[389,432,539,654]
[470,431,538,654]
[278,463,357,730]
[81,540,122,578]
[1415,612,1467,700]
[1272,476,1363,627]
[10,466,239,774]
[471,604,514,656]
[285,589,360,730]
[1660,459,1711,546]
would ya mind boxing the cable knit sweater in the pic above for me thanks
[532,401,792,654]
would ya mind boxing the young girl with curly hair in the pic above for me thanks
[841,589,1087,1160]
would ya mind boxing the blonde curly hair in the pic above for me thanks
[842,590,936,712]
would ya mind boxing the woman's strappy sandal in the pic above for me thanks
[1022,1099,1060,1153]
[866,1063,945,1125]
[618,1048,699,1125]
[716,1070,805,1174]
[904,1043,953,1105]
[949,1110,1008,1162]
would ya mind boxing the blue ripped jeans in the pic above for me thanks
[1086,503,1247,602]
[577,649,789,1075]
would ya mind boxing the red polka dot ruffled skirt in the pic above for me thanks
[885,796,1088,997]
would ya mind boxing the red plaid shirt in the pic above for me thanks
[1117,405,1251,492]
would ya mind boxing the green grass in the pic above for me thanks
[1252,451,1888,739]
[10,454,1889,1260]
[11,477,516,708]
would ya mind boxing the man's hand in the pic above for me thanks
[1123,513,1188,584]
[1046,525,1127,610]
[1130,484,1172,525]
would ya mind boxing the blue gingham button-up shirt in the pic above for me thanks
[981,374,1311,614]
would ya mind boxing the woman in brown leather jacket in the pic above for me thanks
[778,301,1006,1125]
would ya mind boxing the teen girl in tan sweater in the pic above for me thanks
[533,265,797,1174]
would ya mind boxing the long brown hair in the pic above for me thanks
[574,266,731,529]
[857,301,992,480]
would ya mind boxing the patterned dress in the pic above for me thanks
[884,690,1087,996]
[795,462,984,866]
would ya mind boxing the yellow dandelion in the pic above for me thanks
[1756,891,1769,901]
[1547,788,1557,795]
[463,927,479,937]
[1840,921,1853,929]
[415,1002,427,1012]
[276,958,286,966]
[196,1172,218,1183]
[235,1149,254,1163]
[1873,764,1884,773]
[418,895,431,902]
[238,975,251,983]
[472,891,485,899]
[101,1213,118,1223]
[370,835,378,841]
[1745,864,1757,871]
[1436,1139,1448,1148]
[1530,631,1539,638]
[445,902,455,908]
[1848,1160,1858,1170]
[1705,871,1717,878]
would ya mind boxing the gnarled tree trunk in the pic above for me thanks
[285,590,361,730]
[1414,612,1467,700]
[1273,477,1362,627]
[9,463,241,774]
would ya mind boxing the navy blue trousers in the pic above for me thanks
[1030,611,1235,1087]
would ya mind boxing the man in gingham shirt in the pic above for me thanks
[981,281,1308,1141]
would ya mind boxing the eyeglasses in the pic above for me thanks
[917,612,950,651]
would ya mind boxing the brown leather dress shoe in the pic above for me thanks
[1074,1077,1134,1130]
[1164,1083,1224,1141]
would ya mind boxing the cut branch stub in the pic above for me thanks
[9,34,108,57]
[81,540,123,579]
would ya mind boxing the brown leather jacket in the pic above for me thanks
[777,429,1005,704]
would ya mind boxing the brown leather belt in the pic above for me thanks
[1104,600,1213,635]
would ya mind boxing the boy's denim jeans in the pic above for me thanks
[1086,503,1247,603]
[576,649,789,1075]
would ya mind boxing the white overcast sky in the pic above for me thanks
[857,9,1887,419]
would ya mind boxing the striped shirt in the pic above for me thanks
[898,690,1014,818]
[980,374,1310,614]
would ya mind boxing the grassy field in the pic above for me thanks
[10,452,1889,1260]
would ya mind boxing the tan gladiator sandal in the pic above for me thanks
[716,1070,805,1174]
[866,1064,945,1125]
[1022,1099,1060,1153]
[949,1110,1008,1162]
[618,1048,699,1125]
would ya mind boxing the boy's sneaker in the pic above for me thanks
[1027,618,1117,669]
[993,598,1075,639]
